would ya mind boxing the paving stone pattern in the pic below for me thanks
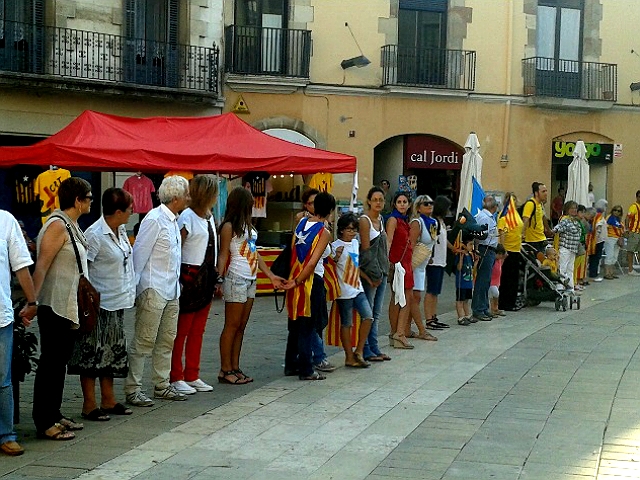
[3,276,640,479]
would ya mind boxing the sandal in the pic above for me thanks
[299,371,326,381]
[234,369,254,383]
[81,409,110,422]
[101,403,133,415]
[379,353,392,361]
[415,332,438,341]
[365,355,384,362]
[407,331,419,338]
[392,334,414,349]
[58,417,83,431]
[458,317,471,326]
[218,370,248,385]
[425,320,444,330]
[37,423,75,441]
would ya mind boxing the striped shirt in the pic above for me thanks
[627,203,640,233]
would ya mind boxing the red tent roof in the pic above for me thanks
[0,111,356,174]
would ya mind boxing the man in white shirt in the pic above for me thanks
[0,210,38,456]
[125,176,190,405]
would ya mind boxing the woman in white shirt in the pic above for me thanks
[170,175,219,395]
[68,188,136,420]
[217,187,284,385]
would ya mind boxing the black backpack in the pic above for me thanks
[517,199,537,227]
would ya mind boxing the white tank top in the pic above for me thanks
[362,214,382,240]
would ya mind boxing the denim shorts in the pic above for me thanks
[337,292,373,327]
[223,273,256,303]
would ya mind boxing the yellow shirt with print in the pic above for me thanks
[523,198,546,242]
[498,215,523,253]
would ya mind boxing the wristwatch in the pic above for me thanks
[27,301,39,307]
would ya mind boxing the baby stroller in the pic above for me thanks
[519,243,580,312]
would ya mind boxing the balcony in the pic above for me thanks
[382,45,476,91]
[0,20,219,102]
[522,57,617,108]
[225,25,311,79]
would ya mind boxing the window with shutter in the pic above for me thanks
[123,0,179,87]
[0,0,44,73]
[397,0,447,86]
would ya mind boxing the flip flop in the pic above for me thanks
[101,403,133,415]
[81,409,110,422]
[365,355,384,362]
[379,354,392,361]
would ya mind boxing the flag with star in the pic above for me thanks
[286,218,325,320]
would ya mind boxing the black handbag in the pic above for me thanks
[270,244,292,280]
[179,220,219,313]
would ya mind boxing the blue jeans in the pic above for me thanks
[311,331,326,365]
[472,246,496,316]
[337,292,373,327]
[0,323,16,443]
[362,277,387,358]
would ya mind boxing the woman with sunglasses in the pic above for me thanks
[32,178,94,440]
[603,205,625,280]
[408,195,437,341]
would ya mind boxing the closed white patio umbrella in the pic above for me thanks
[457,132,483,215]
[565,140,590,207]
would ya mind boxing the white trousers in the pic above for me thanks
[558,246,576,289]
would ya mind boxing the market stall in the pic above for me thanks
[0,111,357,294]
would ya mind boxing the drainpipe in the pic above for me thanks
[500,0,514,169]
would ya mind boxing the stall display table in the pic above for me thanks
[256,247,284,295]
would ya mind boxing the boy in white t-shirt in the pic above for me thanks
[332,213,373,368]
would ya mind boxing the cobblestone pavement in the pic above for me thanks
[3,274,640,479]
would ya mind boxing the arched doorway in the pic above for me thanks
[374,133,464,209]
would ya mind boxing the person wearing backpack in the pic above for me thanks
[522,182,551,253]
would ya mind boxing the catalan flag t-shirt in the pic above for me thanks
[332,238,363,300]
[34,168,71,223]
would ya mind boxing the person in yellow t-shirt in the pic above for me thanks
[522,182,551,252]
[34,168,71,224]
[624,190,640,276]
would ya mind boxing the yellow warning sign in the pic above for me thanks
[232,95,250,114]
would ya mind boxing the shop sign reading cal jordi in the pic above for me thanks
[404,135,464,170]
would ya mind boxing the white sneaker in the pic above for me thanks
[170,380,197,395]
[593,277,603,282]
[186,379,213,392]
[628,270,640,276]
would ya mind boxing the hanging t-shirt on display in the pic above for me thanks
[242,172,271,218]
[35,167,71,223]
[123,173,155,214]
[308,173,334,193]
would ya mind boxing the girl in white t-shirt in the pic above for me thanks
[217,187,285,385]
[332,213,373,368]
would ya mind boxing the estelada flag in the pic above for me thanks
[499,195,519,231]
[286,219,325,320]
[324,256,341,301]
[325,302,360,347]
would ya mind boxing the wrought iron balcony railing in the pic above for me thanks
[522,57,617,102]
[382,45,476,91]
[0,20,219,95]
[225,25,311,78]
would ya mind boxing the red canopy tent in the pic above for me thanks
[0,111,356,174]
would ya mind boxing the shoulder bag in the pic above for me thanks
[411,218,432,269]
[179,220,219,313]
[56,218,100,333]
